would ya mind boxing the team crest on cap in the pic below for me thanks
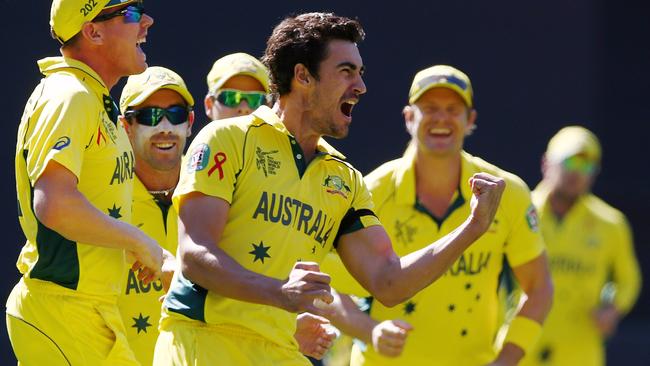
[323,175,351,199]
[145,70,180,87]
[229,58,258,74]
[188,143,210,172]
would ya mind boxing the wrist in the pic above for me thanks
[464,216,488,240]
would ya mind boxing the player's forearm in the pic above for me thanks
[328,291,375,344]
[179,239,285,309]
[33,183,149,252]
[374,218,485,306]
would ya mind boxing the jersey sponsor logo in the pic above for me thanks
[446,251,491,276]
[394,215,418,245]
[255,147,281,177]
[52,136,71,151]
[525,205,540,232]
[100,112,119,143]
[208,152,228,179]
[323,175,351,199]
[110,150,135,185]
[549,255,595,275]
[187,143,210,173]
[252,191,336,246]
[125,268,164,295]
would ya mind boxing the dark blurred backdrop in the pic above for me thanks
[1,0,648,364]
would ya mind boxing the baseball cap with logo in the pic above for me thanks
[206,53,270,94]
[120,66,194,113]
[408,65,474,107]
[546,126,601,163]
[50,0,140,43]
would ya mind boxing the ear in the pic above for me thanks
[403,105,415,135]
[186,111,195,137]
[204,94,214,120]
[79,22,104,45]
[540,154,548,176]
[119,115,132,135]
[293,63,313,88]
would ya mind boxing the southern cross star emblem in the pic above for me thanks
[108,204,122,219]
[249,241,271,263]
[132,313,151,334]
[403,301,416,315]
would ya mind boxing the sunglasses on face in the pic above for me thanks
[562,155,598,175]
[93,4,146,24]
[124,105,190,126]
[214,89,268,109]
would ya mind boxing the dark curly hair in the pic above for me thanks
[262,12,365,96]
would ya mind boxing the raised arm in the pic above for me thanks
[337,173,505,307]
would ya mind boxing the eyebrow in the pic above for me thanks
[337,62,365,74]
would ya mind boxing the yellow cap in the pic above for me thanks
[206,53,270,94]
[546,126,601,163]
[50,0,139,43]
[408,65,473,107]
[120,66,194,113]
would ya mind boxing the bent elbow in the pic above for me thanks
[33,194,63,230]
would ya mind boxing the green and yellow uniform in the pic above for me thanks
[323,147,545,366]
[154,106,381,366]
[118,176,177,366]
[7,57,137,365]
[520,184,641,366]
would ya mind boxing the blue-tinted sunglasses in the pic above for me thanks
[93,4,146,23]
[125,105,190,126]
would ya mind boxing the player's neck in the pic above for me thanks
[135,162,180,196]
[548,189,579,219]
[61,48,120,91]
[273,99,320,163]
[414,150,461,200]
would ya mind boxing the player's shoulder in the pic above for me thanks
[583,194,628,226]
[463,151,531,197]
[194,115,252,143]
[364,156,405,202]
[42,71,97,107]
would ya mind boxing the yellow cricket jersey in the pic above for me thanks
[162,105,381,350]
[520,184,641,366]
[14,57,134,296]
[117,176,178,366]
[322,147,545,366]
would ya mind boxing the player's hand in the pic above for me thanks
[468,173,506,233]
[280,262,333,314]
[129,233,163,285]
[592,304,620,337]
[160,249,176,292]
[371,319,413,357]
[295,312,338,359]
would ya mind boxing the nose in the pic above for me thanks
[236,102,254,116]
[140,13,154,29]
[354,75,367,96]
[156,117,174,132]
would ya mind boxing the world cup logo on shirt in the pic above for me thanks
[187,143,210,173]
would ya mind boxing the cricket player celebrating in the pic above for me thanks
[323,65,553,366]
[7,1,162,365]
[520,126,641,366]
[153,12,505,366]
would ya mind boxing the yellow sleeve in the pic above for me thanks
[321,251,370,297]
[174,122,242,205]
[503,180,546,267]
[610,216,641,314]
[25,92,96,183]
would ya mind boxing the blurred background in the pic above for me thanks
[1,0,648,364]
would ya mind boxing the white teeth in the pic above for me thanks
[429,128,451,134]
[155,143,174,149]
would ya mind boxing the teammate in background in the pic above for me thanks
[117,66,194,366]
[7,1,162,364]
[154,12,505,366]
[204,52,271,120]
[520,126,641,366]
[204,52,337,361]
[322,65,554,366]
